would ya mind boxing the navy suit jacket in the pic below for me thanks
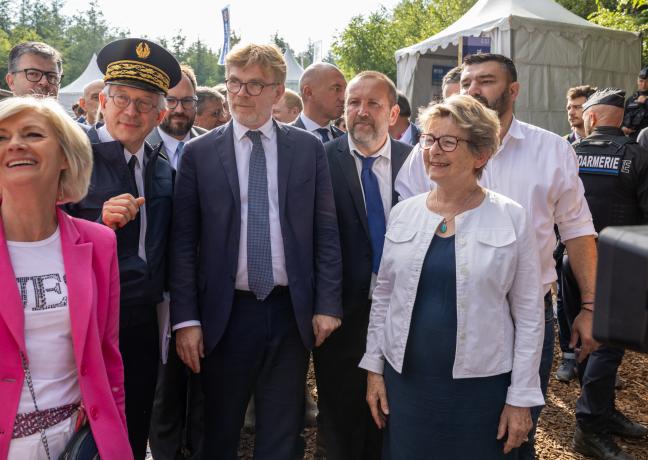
[170,120,343,353]
[326,134,412,315]
[292,116,344,140]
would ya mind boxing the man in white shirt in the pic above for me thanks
[395,53,598,460]
[293,62,347,142]
[147,65,206,171]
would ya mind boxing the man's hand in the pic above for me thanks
[570,309,599,362]
[497,404,532,454]
[102,193,145,230]
[622,127,636,136]
[312,314,341,347]
[638,95,647,104]
[366,371,389,429]
[175,326,204,373]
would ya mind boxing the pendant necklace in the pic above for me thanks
[435,187,481,233]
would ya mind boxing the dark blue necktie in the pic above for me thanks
[354,151,386,273]
[315,127,330,143]
[175,141,185,170]
[246,130,274,300]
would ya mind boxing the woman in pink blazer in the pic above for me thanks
[0,97,132,460]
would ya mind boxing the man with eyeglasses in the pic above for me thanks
[195,86,228,131]
[171,43,342,459]
[5,41,63,98]
[147,65,207,171]
[147,64,207,460]
[64,38,179,460]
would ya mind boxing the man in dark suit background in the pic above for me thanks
[293,62,346,142]
[171,43,343,459]
[147,64,207,460]
[314,71,412,460]
[388,91,420,146]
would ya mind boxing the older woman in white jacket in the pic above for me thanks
[360,95,544,460]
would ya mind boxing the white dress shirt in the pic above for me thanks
[157,127,190,170]
[359,191,545,408]
[398,122,417,146]
[299,112,334,140]
[98,125,147,262]
[394,117,596,290]
[232,117,289,290]
[348,135,393,223]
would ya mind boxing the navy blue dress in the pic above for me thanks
[382,235,514,460]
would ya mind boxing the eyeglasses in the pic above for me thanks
[166,96,198,110]
[225,79,277,96]
[108,92,156,113]
[420,134,473,152]
[12,68,62,85]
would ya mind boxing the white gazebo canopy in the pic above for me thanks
[396,0,641,134]
[59,54,104,113]
[284,49,304,92]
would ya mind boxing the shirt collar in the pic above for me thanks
[98,125,146,166]
[157,127,190,152]
[300,112,330,132]
[232,116,275,142]
[348,134,391,161]
[494,116,524,157]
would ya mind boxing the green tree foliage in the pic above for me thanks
[331,0,476,81]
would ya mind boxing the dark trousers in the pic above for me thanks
[313,304,381,460]
[201,288,310,460]
[561,256,625,432]
[120,317,160,460]
[554,243,574,354]
[149,336,204,460]
[518,293,553,460]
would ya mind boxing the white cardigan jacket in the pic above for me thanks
[359,190,545,407]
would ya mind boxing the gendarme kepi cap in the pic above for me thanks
[582,88,625,111]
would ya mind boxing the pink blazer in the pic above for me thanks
[0,208,133,460]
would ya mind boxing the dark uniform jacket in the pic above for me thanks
[623,91,648,137]
[66,126,174,326]
[573,126,648,233]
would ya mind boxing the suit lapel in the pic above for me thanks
[0,216,26,352]
[57,210,93,366]
[276,122,294,219]
[337,136,370,237]
[216,122,242,213]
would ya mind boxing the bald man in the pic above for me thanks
[78,79,105,126]
[568,88,648,460]
[294,62,346,143]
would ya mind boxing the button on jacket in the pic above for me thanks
[359,190,545,408]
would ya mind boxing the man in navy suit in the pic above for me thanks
[170,43,343,460]
[293,62,346,142]
[314,71,412,460]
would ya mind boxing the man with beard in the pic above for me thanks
[316,71,411,460]
[294,62,346,142]
[5,41,62,98]
[622,67,648,138]
[147,65,206,170]
[566,86,597,144]
[395,53,597,460]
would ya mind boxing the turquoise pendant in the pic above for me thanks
[440,220,447,233]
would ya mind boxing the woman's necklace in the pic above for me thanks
[434,186,482,233]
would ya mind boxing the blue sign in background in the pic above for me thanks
[432,65,455,84]
[462,36,491,58]
[218,6,231,66]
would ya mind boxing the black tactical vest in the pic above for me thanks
[574,135,642,232]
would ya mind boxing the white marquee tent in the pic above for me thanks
[59,54,104,113]
[396,0,642,134]
[284,49,304,92]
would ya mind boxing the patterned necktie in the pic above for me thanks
[315,127,331,143]
[354,151,386,273]
[246,130,274,300]
[175,141,185,170]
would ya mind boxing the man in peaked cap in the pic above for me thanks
[64,38,179,460]
[566,88,648,460]
[622,67,648,138]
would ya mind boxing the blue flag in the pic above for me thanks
[219,5,231,65]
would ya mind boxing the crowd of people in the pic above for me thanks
[0,36,647,460]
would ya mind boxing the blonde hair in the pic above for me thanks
[418,95,500,178]
[225,43,287,85]
[0,97,93,203]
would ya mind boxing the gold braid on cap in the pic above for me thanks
[105,60,170,93]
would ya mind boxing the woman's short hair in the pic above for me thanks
[0,96,93,203]
[225,43,287,85]
[418,95,500,178]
